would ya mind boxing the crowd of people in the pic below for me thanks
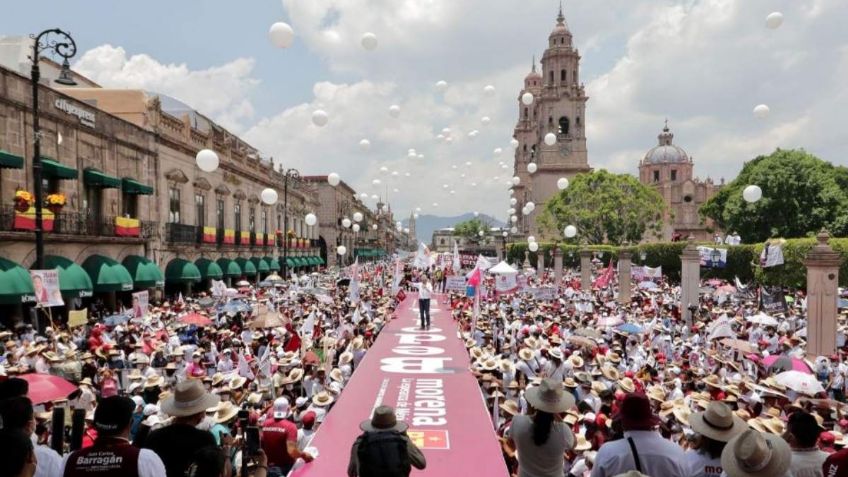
[1,254,848,477]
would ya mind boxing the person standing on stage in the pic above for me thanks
[417,276,433,330]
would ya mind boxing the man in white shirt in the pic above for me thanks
[785,410,828,477]
[417,276,434,330]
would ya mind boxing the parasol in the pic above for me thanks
[103,313,130,327]
[638,281,659,290]
[566,336,596,348]
[617,323,644,335]
[222,300,251,314]
[775,370,825,396]
[197,297,216,308]
[763,355,813,374]
[179,312,213,327]
[708,324,735,341]
[19,373,79,404]
[746,312,778,327]
[574,328,601,339]
[597,315,624,327]
[235,280,251,287]
[719,338,756,354]
[715,284,737,295]
[249,313,285,329]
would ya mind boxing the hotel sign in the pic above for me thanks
[54,99,96,128]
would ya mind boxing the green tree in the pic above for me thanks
[700,149,848,242]
[452,217,491,241]
[537,169,666,245]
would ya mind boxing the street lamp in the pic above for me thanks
[31,29,77,269]
[280,168,300,279]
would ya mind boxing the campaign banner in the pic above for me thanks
[290,294,508,477]
[494,274,518,294]
[632,266,662,281]
[459,253,477,267]
[445,275,467,292]
[30,269,63,307]
[760,286,788,314]
[132,291,149,318]
[527,287,557,301]
[697,247,727,268]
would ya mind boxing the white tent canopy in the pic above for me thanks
[488,261,517,275]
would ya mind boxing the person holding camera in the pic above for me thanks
[347,405,426,477]
[261,397,314,476]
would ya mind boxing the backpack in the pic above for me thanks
[356,431,411,477]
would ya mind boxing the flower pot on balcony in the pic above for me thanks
[46,204,63,214]
[14,198,30,213]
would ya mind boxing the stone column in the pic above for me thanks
[618,250,632,305]
[553,246,563,285]
[805,229,842,357]
[679,237,701,326]
[537,249,545,276]
[580,249,592,290]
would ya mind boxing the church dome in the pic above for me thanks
[643,124,690,164]
[549,6,572,42]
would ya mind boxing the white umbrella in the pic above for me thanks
[746,312,778,327]
[223,288,239,298]
[707,324,735,341]
[236,280,251,287]
[488,261,517,275]
[775,370,825,396]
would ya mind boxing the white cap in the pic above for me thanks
[273,397,291,419]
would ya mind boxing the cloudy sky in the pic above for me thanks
[2,0,845,220]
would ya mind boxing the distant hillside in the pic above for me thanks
[403,213,506,244]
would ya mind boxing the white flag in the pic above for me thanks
[475,254,493,271]
[414,242,431,269]
[300,311,315,338]
[352,306,363,325]
[391,259,402,295]
[258,344,271,378]
[453,241,461,271]
[237,351,255,380]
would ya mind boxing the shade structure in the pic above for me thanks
[250,257,271,273]
[264,256,281,271]
[165,258,202,284]
[314,256,325,265]
[19,373,78,404]
[0,257,35,304]
[285,257,296,267]
[235,258,257,276]
[83,168,121,188]
[121,255,165,289]
[0,149,23,169]
[81,255,133,292]
[42,255,94,298]
[41,157,77,179]
[195,258,224,280]
[121,177,154,195]
[216,258,242,278]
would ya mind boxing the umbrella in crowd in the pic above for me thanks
[19,373,79,404]
[763,355,813,374]
[719,338,757,354]
[178,312,213,327]
[616,323,643,335]
[596,315,623,327]
[249,312,285,329]
[222,300,251,314]
[103,313,130,327]
[746,311,778,326]
[638,281,659,290]
[775,370,825,395]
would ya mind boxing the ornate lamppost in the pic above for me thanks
[280,168,300,279]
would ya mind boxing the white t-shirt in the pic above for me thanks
[417,282,433,299]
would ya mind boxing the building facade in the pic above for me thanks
[638,123,721,241]
[511,6,591,236]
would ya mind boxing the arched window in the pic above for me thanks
[523,144,527,152]
[558,116,570,135]
[576,116,581,127]
[523,107,528,119]
[561,70,566,82]
[548,116,553,126]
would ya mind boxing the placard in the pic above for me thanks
[445,275,467,292]
[68,309,88,328]
[527,287,556,301]
[30,269,64,307]
[760,286,788,314]
[132,291,149,318]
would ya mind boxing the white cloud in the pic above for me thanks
[73,45,259,132]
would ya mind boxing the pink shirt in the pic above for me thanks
[100,377,118,398]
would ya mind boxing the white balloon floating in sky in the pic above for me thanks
[269,22,295,48]
[564,225,577,238]
[260,188,278,205]
[473,211,479,217]
[413,213,419,219]
[510,197,518,206]
[435,80,448,92]
[765,12,784,29]
[312,109,329,127]
[522,206,530,216]
[512,176,520,186]
[353,212,363,222]
[196,149,219,172]
[465,161,472,166]
[544,132,557,145]
[361,32,378,51]
[342,218,352,228]
[379,166,389,174]
[557,177,569,190]
[494,147,503,156]
[327,172,340,186]
[484,85,496,96]
[510,215,518,223]
[521,92,534,105]
[527,162,538,174]
[359,139,371,151]
[743,185,763,203]
[337,245,347,256]
[508,208,516,215]
[391,171,399,177]
[526,201,535,212]
[352,224,361,232]
[511,226,518,234]
[510,138,520,150]
[417,154,424,159]
[529,241,539,252]
[359,192,368,199]
[527,235,536,243]
[481,116,491,125]
[305,213,317,226]
[753,104,770,119]
[372,224,378,230]
[372,179,381,186]
[388,104,401,118]
[371,194,379,200]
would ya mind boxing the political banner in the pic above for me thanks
[760,242,785,268]
[132,291,149,319]
[760,286,788,314]
[459,253,477,268]
[30,269,63,307]
[697,247,727,268]
[516,275,529,292]
[527,287,556,301]
[494,274,518,294]
[632,266,663,281]
[68,309,88,328]
[445,275,467,292]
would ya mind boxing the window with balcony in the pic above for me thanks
[249,207,256,233]
[561,69,566,82]
[122,191,138,218]
[83,186,102,225]
[216,198,225,229]
[234,200,241,232]
[169,187,181,223]
[671,170,678,181]
[195,193,205,227]
[653,170,660,183]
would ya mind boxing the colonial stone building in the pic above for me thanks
[511,6,591,236]
[638,123,721,241]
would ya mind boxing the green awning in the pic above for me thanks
[81,255,133,292]
[216,258,242,278]
[165,258,201,284]
[235,258,257,276]
[0,257,35,304]
[250,257,270,273]
[122,178,154,195]
[311,256,321,265]
[195,258,223,280]
[122,255,165,288]
[0,150,23,169]
[41,158,77,180]
[306,257,317,266]
[297,257,309,267]
[264,256,280,271]
[285,257,296,267]
[314,256,325,265]
[84,168,121,188]
[43,255,94,298]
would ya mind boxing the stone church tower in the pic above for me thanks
[511,5,591,235]
[638,122,721,241]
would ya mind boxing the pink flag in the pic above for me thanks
[468,267,482,287]
[593,260,615,289]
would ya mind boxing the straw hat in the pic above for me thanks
[312,391,334,407]
[518,348,534,361]
[569,356,585,369]
[479,356,498,371]
[359,405,407,432]
[339,352,353,365]
[690,401,747,442]
[549,348,564,360]
[721,429,791,477]
[525,378,576,413]
[214,401,239,423]
[564,377,578,389]
[329,368,344,383]
[499,400,520,416]
[618,377,635,393]
[143,375,165,390]
[574,433,592,451]
[601,366,620,381]
[160,380,220,417]
[229,376,247,389]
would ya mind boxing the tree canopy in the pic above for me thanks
[700,149,848,242]
[537,169,666,245]
[452,217,491,240]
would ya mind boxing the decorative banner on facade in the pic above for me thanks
[114,216,140,237]
[30,269,64,307]
[697,247,727,268]
[223,229,235,244]
[132,290,149,319]
[202,226,216,243]
[494,274,518,294]
[760,286,788,314]
[14,207,54,232]
[445,275,467,292]
[68,309,88,328]
[240,231,250,245]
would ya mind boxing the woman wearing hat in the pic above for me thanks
[685,401,747,477]
[507,378,576,477]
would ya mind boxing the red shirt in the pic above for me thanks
[261,416,297,467]
[824,448,848,477]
